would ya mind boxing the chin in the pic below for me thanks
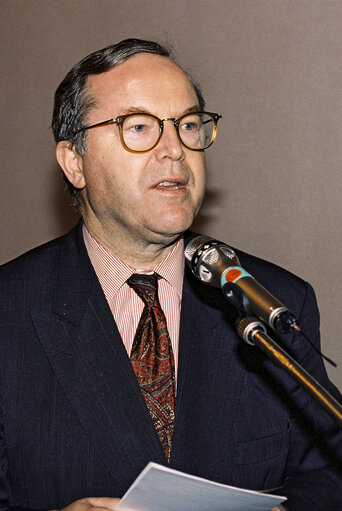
[151,219,193,240]
[143,205,198,241]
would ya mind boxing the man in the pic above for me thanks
[0,39,341,511]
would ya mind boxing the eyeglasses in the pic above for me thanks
[72,111,222,153]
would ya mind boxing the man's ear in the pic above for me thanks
[56,141,86,189]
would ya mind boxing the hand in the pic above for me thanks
[62,497,120,511]
[271,505,287,511]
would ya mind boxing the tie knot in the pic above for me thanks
[127,273,159,306]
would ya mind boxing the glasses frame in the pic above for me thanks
[72,111,222,153]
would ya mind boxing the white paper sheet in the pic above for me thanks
[116,462,286,511]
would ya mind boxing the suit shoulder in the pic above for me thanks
[0,225,80,282]
[235,246,315,318]
[236,246,304,285]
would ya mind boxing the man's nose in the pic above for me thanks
[155,119,185,161]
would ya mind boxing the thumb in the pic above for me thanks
[87,497,121,510]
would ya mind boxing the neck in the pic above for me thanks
[83,219,182,270]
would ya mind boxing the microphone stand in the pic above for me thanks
[223,283,342,428]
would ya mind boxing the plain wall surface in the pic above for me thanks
[1,0,342,390]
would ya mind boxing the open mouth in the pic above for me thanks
[156,181,184,190]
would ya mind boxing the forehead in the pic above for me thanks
[86,53,199,115]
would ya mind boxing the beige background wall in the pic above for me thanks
[1,0,342,390]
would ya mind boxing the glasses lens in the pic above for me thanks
[178,113,215,150]
[122,114,160,151]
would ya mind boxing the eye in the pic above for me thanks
[183,122,197,131]
[180,114,201,132]
[123,115,157,135]
[131,124,146,132]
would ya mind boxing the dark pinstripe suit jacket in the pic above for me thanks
[0,223,341,511]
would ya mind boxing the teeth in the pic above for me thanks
[157,181,180,188]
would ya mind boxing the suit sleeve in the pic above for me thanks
[0,378,11,510]
[275,282,342,510]
[0,347,52,511]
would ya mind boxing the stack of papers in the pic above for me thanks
[116,462,286,511]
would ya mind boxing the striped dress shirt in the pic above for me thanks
[83,225,184,376]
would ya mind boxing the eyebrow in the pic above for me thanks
[184,105,202,114]
[117,105,202,117]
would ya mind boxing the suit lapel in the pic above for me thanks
[31,225,166,489]
[31,225,247,483]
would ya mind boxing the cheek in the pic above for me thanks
[192,154,206,191]
[82,143,126,190]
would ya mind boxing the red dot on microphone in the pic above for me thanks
[225,269,242,282]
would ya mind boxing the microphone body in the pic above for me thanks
[185,235,298,334]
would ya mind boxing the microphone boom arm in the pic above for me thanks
[185,235,342,426]
[237,316,342,428]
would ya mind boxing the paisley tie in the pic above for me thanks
[127,273,176,461]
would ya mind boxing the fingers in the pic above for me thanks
[62,496,121,511]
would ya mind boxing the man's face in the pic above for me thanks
[77,53,206,250]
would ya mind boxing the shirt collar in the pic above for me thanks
[83,224,184,302]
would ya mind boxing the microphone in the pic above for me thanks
[185,235,299,334]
